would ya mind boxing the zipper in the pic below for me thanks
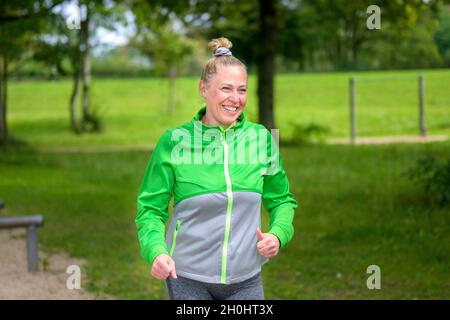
[169,220,181,257]
[220,129,233,284]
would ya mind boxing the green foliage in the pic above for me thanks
[41,256,50,272]
[406,154,450,206]
[435,4,450,67]
[287,122,330,145]
[91,47,151,78]
[5,0,450,79]
[130,0,197,77]
[82,109,103,133]
[273,0,444,71]
[361,4,444,69]
[30,8,79,79]
[0,1,48,61]
[82,91,105,133]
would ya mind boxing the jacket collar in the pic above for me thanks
[193,105,246,131]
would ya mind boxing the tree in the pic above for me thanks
[66,0,102,133]
[287,0,441,70]
[256,0,279,130]
[32,7,80,132]
[131,0,283,129]
[190,0,281,129]
[34,0,127,133]
[0,0,59,144]
[142,28,194,114]
[131,4,194,114]
[435,4,450,66]
[72,0,127,132]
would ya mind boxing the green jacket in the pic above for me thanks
[136,106,298,284]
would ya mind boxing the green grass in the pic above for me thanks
[1,141,449,299]
[8,69,450,147]
[2,70,449,299]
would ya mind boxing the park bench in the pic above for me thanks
[0,214,44,272]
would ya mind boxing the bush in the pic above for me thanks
[82,110,103,133]
[287,122,330,146]
[406,154,450,206]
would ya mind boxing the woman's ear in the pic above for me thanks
[199,80,206,98]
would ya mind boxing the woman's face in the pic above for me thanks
[199,65,248,128]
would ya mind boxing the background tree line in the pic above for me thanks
[1,0,449,144]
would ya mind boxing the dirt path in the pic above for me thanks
[34,135,449,154]
[327,135,449,145]
[37,144,154,153]
[0,229,97,300]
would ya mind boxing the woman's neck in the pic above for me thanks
[201,112,237,129]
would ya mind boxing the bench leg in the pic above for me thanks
[27,225,39,272]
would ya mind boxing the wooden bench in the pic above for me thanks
[0,215,44,271]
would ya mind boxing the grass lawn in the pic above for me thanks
[1,141,449,299]
[8,69,450,147]
[2,70,449,298]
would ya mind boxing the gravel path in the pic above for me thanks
[0,229,96,300]
[327,135,449,145]
[34,135,449,154]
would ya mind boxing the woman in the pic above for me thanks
[136,37,297,300]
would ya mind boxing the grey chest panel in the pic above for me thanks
[166,191,268,284]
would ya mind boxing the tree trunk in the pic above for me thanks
[80,3,91,130]
[0,55,7,144]
[350,13,358,68]
[167,65,176,114]
[69,72,80,133]
[348,10,362,69]
[257,0,278,130]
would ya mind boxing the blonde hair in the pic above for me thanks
[201,37,247,85]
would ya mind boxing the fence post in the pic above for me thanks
[350,77,356,143]
[27,224,39,271]
[418,74,426,137]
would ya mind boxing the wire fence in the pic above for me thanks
[348,74,427,143]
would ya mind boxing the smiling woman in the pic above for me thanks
[198,38,248,128]
[135,37,298,300]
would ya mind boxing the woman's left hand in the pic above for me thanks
[256,228,280,259]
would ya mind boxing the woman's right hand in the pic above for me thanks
[151,254,178,280]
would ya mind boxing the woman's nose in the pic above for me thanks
[227,91,238,103]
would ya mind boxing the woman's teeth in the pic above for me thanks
[223,105,238,112]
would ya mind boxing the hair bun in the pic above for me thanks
[201,36,246,83]
[208,37,233,55]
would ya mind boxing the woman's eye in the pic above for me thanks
[222,87,230,91]
[239,89,247,93]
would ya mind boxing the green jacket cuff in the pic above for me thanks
[269,225,289,248]
[147,244,169,266]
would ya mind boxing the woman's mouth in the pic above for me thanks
[222,105,239,113]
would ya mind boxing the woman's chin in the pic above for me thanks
[219,112,242,126]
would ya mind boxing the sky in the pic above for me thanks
[55,1,137,56]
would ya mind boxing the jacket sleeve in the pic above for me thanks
[261,129,298,248]
[136,129,175,266]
